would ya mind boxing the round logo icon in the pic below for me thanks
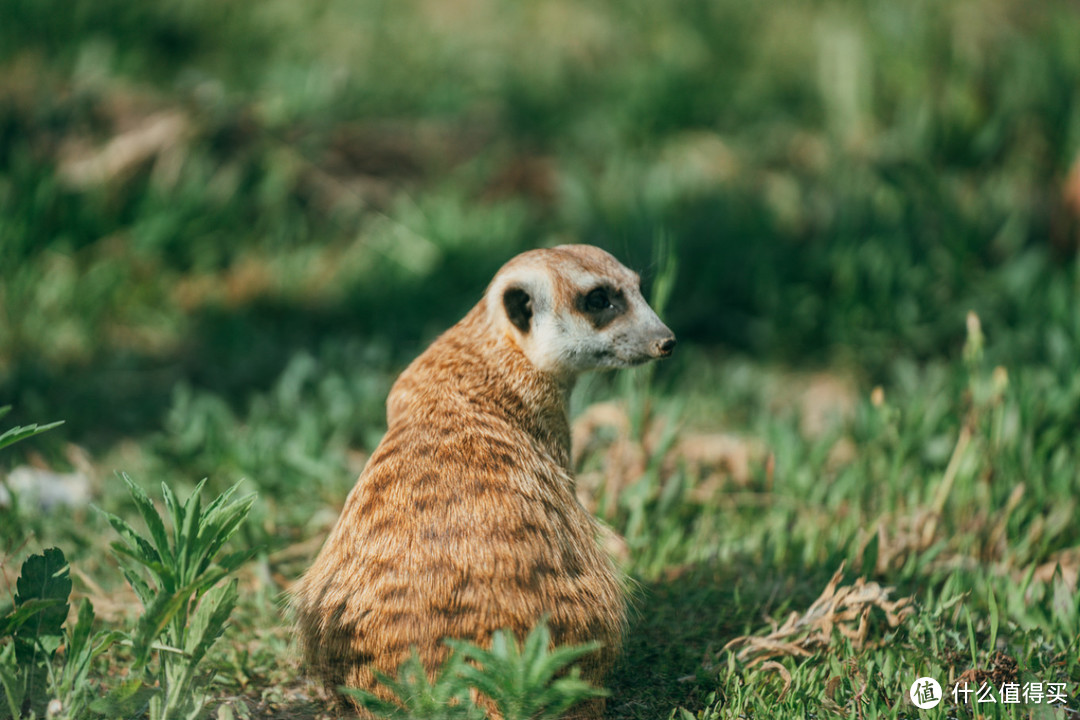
[910,677,942,709]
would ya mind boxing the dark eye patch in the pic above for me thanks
[585,288,611,311]
[576,285,623,328]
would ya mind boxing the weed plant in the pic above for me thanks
[344,623,607,720]
[1,417,256,720]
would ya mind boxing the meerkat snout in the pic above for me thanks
[654,335,677,358]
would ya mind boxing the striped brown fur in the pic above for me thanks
[291,245,675,719]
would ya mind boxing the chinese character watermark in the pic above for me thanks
[910,677,942,709]
[935,679,1070,708]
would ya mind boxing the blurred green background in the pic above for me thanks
[3,0,1080,716]
[3,0,1080,445]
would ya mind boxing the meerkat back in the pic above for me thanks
[292,244,675,718]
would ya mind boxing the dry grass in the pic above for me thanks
[722,564,914,668]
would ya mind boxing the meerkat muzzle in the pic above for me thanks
[653,335,677,358]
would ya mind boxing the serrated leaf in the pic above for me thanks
[448,622,607,720]
[58,599,123,702]
[200,480,243,521]
[90,677,157,718]
[214,548,258,576]
[100,510,162,568]
[177,479,207,583]
[345,651,483,720]
[183,579,237,667]
[197,495,257,573]
[130,581,202,668]
[67,596,94,663]
[0,419,64,452]
[118,564,155,609]
[109,542,176,590]
[102,477,257,720]
[120,473,172,562]
[161,481,183,550]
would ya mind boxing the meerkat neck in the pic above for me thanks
[463,307,575,470]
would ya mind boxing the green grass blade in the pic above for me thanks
[66,597,95,670]
[988,585,999,654]
[0,643,25,719]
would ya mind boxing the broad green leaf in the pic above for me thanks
[13,548,71,662]
[0,598,66,638]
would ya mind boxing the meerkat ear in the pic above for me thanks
[502,286,532,333]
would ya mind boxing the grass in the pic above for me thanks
[2,0,1080,716]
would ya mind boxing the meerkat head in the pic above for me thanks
[486,245,676,377]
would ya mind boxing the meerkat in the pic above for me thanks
[291,245,676,718]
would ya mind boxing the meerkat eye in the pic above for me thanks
[584,288,611,311]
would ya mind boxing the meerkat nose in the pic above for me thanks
[655,336,677,357]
